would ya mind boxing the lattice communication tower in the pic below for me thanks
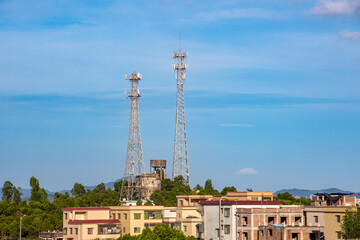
[172,48,190,185]
[120,71,145,201]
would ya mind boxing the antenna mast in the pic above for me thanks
[120,71,145,201]
[172,38,190,185]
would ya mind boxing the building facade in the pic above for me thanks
[63,207,121,240]
[201,200,283,240]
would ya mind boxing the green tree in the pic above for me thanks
[94,183,106,192]
[204,179,214,191]
[71,182,86,196]
[275,192,310,206]
[340,208,360,239]
[144,200,152,206]
[29,176,47,203]
[136,199,142,206]
[12,187,22,204]
[117,224,193,240]
[2,181,14,203]
[221,186,237,196]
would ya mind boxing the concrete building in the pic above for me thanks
[238,206,323,240]
[135,173,161,200]
[150,159,167,180]
[63,205,202,239]
[226,191,274,201]
[109,205,164,235]
[176,206,202,238]
[200,200,283,240]
[62,207,121,240]
[177,191,274,208]
[304,206,356,240]
[310,193,356,207]
[134,159,166,200]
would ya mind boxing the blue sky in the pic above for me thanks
[1,0,360,193]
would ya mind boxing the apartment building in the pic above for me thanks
[109,205,164,235]
[200,200,283,240]
[63,207,121,240]
[304,206,356,240]
[239,206,323,240]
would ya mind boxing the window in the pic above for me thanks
[124,213,127,220]
[112,213,115,219]
[268,229,273,237]
[268,217,275,224]
[314,216,318,223]
[134,227,141,233]
[184,225,187,232]
[251,197,258,201]
[118,213,121,219]
[292,233,299,240]
[123,227,126,233]
[145,211,162,219]
[70,228,73,234]
[180,200,184,206]
[281,217,287,224]
[224,208,230,217]
[224,225,230,234]
[337,231,341,239]
[295,216,301,225]
[63,228,67,235]
[88,228,93,235]
[242,216,248,226]
[134,213,141,219]
[64,213,68,219]
[336,215,341,223]
[75,228,78,235]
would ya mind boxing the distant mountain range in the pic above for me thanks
[274,188,360,198]
[1,180,359,201]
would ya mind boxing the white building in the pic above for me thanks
[201,200,283,240]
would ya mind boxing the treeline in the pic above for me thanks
[0,177,123,238]
[1,176,310,239]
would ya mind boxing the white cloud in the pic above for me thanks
[308,0,360,15]
[339,30,360,41]
[218,124,255,127]
[196,8,279,21]
[235,168,259,175]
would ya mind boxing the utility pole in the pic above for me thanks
[172,40,190,185]
[120,71,145,201]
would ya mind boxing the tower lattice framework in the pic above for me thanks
[172,49,190,185]
[120,71,145,201]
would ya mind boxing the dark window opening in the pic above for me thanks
[295,216,301,225]
[268,217,275,224]
[292,233,299,240]
[242,216,248,226]
[281,217,287,225]
[268,229,273,237]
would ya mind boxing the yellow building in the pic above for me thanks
[304,206,357,240]
[109,205,164,235]
[176,206,202,238]
[225,191,274,201]
[63,207,121,240]
[63,205,181,239]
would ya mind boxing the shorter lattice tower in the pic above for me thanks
[172,45,190,185]
[120,71,145,201]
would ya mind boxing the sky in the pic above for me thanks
[0,0,360,193]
